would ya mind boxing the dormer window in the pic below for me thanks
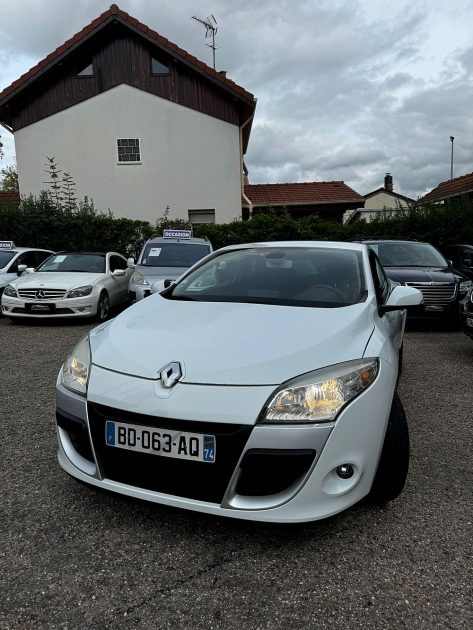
[77,62,93,77]
[151,57,169,75]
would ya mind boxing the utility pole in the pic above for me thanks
[192,14,218,70]
[450,136,455,180]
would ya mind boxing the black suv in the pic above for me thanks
[445,244,473,280]
[362,239,472,320]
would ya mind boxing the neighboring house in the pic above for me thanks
[344,174,414,223]
[243,182,364,222]
[0,191,20,207]
[0,4,256,224]
[422,171,473,205]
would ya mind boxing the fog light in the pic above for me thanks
[336,464,354,479]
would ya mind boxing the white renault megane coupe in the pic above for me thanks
[55,242,422,523]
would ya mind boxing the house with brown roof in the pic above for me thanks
[0,191,20,207]
[243,181,364,222]
[421,171,473,204]
[0,4,256,224]
[344,174,414,223]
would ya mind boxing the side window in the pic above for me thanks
[35,251,53,265]
[8,251,38,272]
[110,255,127,272]
[370,253,389,304]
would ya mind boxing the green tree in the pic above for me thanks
[0,163,19,192]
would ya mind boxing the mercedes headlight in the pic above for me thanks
[61,335,91,396]
[259,359,379,424]
[3,284,17,298]
[67,285,93,298]
[131,271,149,286]
[459,280,473,294]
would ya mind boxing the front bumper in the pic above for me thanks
[2,295,97,318]
[128,283,151,302]
[56,360,397,523]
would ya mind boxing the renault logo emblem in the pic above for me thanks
[35,290,46,299]
[160,362,182,388]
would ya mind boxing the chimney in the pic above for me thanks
[384,173,393,192]
[219,70,227,78]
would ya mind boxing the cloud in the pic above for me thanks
[1,0,473,200]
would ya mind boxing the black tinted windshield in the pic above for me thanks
[0,251,16,268]
[140,242,210,268]
[371,242,448,267]
[168,247,366,308]
[36,253,106,273]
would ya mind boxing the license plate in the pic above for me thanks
[30,303,53,312]
[105,420,216,463]
[424,305,446,312]
[466,317,473,327]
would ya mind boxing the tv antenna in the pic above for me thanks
[192,14,218,70]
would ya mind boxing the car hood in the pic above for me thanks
[137,265,187,281]
[90,296,375,385]
[383,266,462,284]
[12,272,104,289]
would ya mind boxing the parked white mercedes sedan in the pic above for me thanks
[55,242,422,523]
[1,251,132,321]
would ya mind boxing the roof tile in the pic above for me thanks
[244,182,363,205]
[422,172,473,202]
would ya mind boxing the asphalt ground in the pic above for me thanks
[0,315,472,629]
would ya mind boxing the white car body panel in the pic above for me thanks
[91,298,376,384]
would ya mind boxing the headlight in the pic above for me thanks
[459,280,473,294]
[131,271,149,286]
[259,359,379,424]
[3,284,17,298]
[61,335,91,396]
[67,285,93,298]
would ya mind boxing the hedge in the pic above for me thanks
[1,192,473,257]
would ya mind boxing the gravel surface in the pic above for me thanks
[0,317,472,629]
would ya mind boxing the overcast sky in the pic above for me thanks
[1,0,473,198]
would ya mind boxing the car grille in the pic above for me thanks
[405,282,457,304]
[87,403,253,504]
[17,288,67,300]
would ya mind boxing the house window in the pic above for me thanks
[77,62,94,76]
[188,209,215,227]
[117,139,141,163]
[151,57,170,75]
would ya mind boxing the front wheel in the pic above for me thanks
[366,392,410,504]
[96,291,110,322]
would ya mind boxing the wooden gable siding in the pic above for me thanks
[6,24,240,130]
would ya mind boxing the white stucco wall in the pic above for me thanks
[363,191,410,210]
[14,84,242,223]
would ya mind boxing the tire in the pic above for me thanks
[366,392,410,504]
[96,291,110,322]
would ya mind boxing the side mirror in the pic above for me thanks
[463,258,473,269]
[380,285,423,313]
[150,280,166,294]
[17,264,28,275]
[111,269,126,277]
[127,257,136,269]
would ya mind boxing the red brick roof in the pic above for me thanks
[244,182,363,206]
[0,191,20,204]
[422,172,473,203]
[0,4,254,105]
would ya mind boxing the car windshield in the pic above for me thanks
[140,242,211,268]
[370,242,448,267]
[36,253,106,273]
[0,251,16,268]
[167,247,366,308]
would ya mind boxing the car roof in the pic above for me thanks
[145,237,211,245]
[2,247,53,253]
[54,251,107,256]
[219,241,367,253]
